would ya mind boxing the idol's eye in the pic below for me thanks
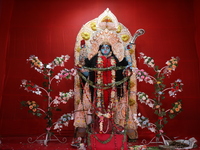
[101,45,110,50]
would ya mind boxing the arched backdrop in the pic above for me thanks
[0,0,200,141]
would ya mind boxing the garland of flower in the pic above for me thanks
[120,70,130,150]
[77,79,93,149]
[93,133,114,144]
[77,72,114,148]
[84,56,130,148]
[95,56,116,133]
[82,65,126,71]
[78,55,132,148]
[87,132,118,149]
[78,71,131,90]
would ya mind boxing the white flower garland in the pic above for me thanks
[96,55,116,133]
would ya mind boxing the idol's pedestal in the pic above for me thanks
[89,134,128,150]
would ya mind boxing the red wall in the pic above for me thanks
[0,0,200,141]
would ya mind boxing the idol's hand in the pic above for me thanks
[75,65,89,76]
[123,64,133,76]
[81,68,89,77]
[125,43,134,51]
[75,65,82,71]
[125,64,132,70]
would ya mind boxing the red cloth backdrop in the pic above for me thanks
[0,0,200,141]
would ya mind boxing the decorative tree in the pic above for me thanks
[133,52,183,145]
[20,55,76,146]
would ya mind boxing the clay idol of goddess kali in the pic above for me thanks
[72,8,144,145]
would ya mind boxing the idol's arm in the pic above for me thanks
[125,43,134,69]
